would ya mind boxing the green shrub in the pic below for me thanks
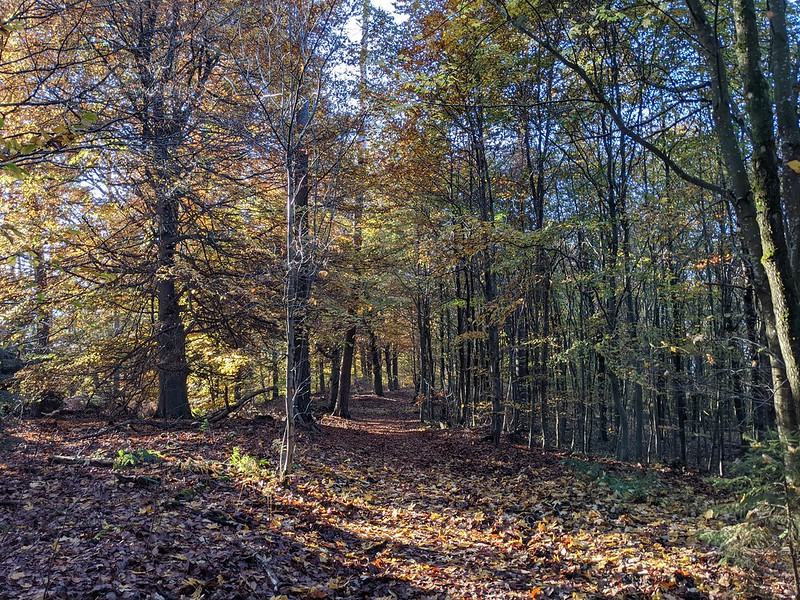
[563,458,660,503]
[227,446,270,479]
[114,448,164,470]
[701,433,799,567]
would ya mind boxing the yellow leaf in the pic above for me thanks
[9,572,26,581]
[703,509,714,519]
[787,159,800,173]
[327,577,345,591]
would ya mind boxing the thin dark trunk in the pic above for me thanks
[384,346,394,392]
[333,327,356,418]
[272,350,280,403]
[328,345,341,411]
[370,331,384,396]
[392,345,399,390]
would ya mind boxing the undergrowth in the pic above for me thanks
[113,448,164,470]
[563,458,661,503]
[701,434,799,576]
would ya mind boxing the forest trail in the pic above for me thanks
[0,391,794,599]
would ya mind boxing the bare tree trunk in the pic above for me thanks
[391,346,399,390]
[333,326,356,418]
[318,356,326,396]
[328,345,341,410]
[383,346,394,392]
[768,0,800,274]
[370,330,383,396]
[155,190,190,420]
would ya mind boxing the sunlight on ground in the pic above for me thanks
[0,393,793,598]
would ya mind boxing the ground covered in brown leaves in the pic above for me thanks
[0,391,794,599]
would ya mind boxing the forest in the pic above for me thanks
[1,0,800,597]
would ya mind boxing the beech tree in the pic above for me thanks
[687,1,800,481]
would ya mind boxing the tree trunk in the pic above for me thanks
[155,190,190,420]
[472,111,502,447]
[391,346,399,390]
[318,357,326,396]
[686,0,800,481]
[611,371,628,461]
[370,330,384,396]
[333,326,356,418]
[384,346,394,392]
[327,345,341,410]
[671,272,687,466]
[768,0,800,274]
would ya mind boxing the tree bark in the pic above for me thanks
[333,326,356,418]
[383,345,394,392]
[370,330,384,396]
[327,345,341,411]
[155,189,190,420]
[768,0,800,274]
[391,345,399,390]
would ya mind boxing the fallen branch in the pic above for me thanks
[199,509,240,528]
[0,499,19,507]
[253,553,288,593]
[69,420,142,442]
[49,455,114,467]
[199,387,277,424]
[179,504,248,528]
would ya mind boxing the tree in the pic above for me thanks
[685,0,800,480]
[227,0,354,478]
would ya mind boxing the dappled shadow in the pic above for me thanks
[0,389,792,598]
[0,436,439,599]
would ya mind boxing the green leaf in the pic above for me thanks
[80,111,98,126]
[2,162,27,178]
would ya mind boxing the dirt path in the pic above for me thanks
[294,392,790,598]
[0,391,793,599]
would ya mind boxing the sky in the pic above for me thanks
[346,0,407,42]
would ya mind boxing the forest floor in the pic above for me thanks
[0,390,794,599]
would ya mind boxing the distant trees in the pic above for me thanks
[366,0,799,473]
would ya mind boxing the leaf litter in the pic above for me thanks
[0,391,793,599]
